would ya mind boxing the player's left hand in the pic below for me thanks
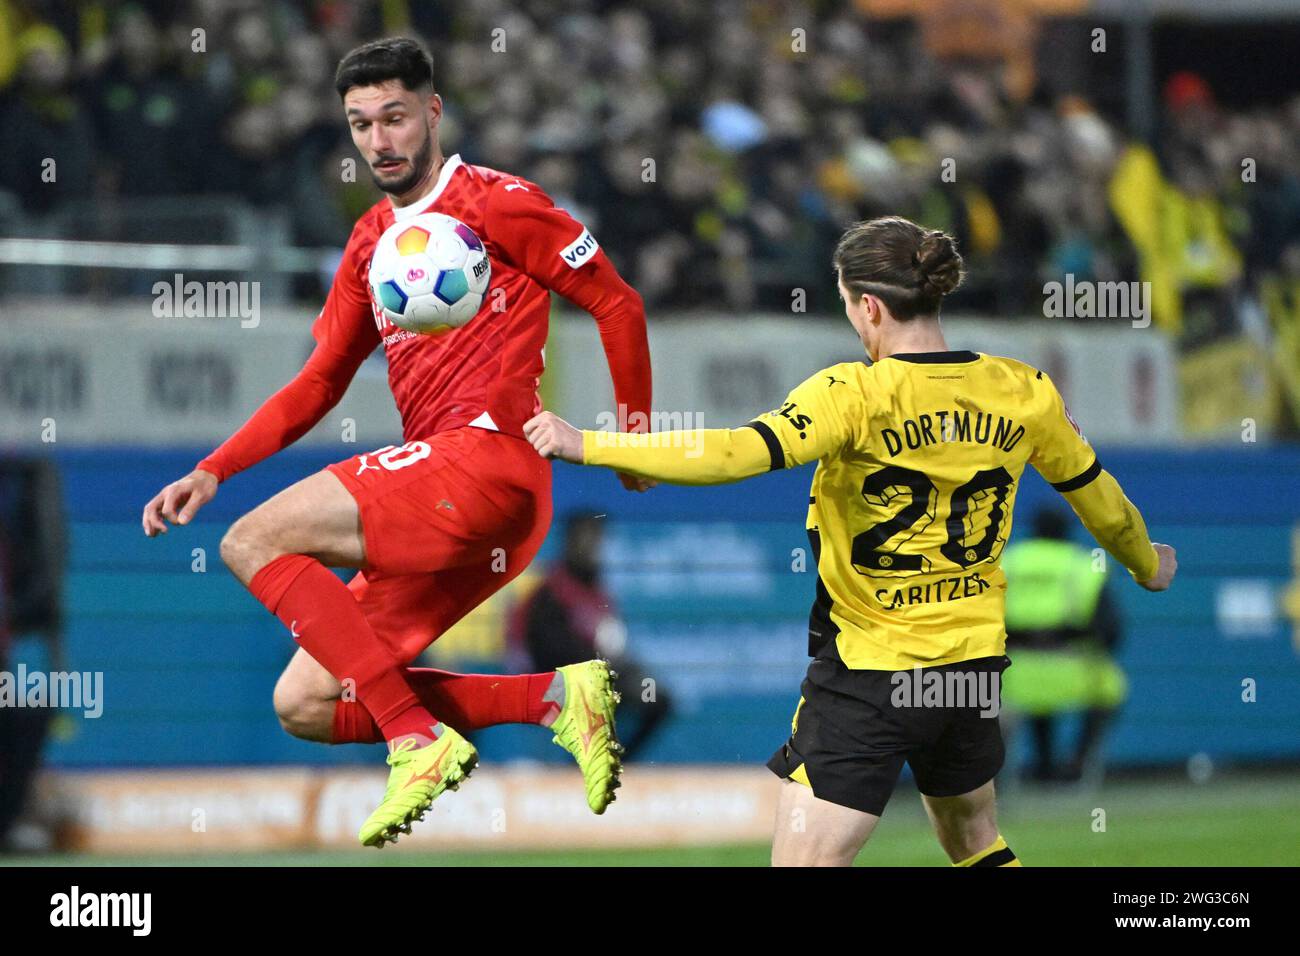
[524,411,584,463]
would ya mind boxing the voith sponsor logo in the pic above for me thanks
[559,228,599,269]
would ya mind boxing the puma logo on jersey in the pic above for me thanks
[560,228,599,269]
[504,181,529,192]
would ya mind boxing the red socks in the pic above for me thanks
[250,554,440,744]
[331,669,561,744]
[249,554,561,747]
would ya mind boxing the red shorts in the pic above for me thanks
[326,426,552,664]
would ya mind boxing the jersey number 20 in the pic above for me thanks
[850,465,1013,576]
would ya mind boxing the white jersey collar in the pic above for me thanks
[390,153,464,220]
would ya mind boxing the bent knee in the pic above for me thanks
[220,516,277,583]
[272,680,334,742]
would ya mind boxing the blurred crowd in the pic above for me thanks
[2,0,1300,325]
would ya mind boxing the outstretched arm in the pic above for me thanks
[143,234,379,536]
[1059,468,1174,590]
[141,340,371,537]
[1030,372,1176,591]
[524,364,861,485]
[194,339,370,482]
[525,411,772,485]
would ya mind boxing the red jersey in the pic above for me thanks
[197,154,651,482]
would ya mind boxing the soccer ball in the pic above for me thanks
[368,212,491,334]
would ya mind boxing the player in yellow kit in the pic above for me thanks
[524,216,1178,867]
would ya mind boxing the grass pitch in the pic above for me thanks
[6,771,1297,866]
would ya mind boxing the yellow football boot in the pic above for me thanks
[358,728,478,848]
[549,660,624,814]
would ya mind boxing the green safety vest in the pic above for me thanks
[1002,538,1107,632]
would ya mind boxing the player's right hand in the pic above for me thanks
[617,473,656,493]
[1138,543,1177,591]
[142,469,218,537]
[523,410,584,463]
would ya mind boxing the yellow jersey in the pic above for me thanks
[745,350,1100,670]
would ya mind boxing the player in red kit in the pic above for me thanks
[140,38,653,847]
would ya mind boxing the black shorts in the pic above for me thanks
[767,655,1010,815]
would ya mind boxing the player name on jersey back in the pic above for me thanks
[880,409,1026,457]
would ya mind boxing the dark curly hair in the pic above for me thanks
[335,37,435,99]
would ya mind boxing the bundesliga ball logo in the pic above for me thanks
[368,212,491,335]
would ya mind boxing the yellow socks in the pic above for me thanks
[954,834,1022,867]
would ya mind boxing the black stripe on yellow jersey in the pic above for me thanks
[744,420,784,472]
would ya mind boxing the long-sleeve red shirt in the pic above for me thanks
[197,154,651,481]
